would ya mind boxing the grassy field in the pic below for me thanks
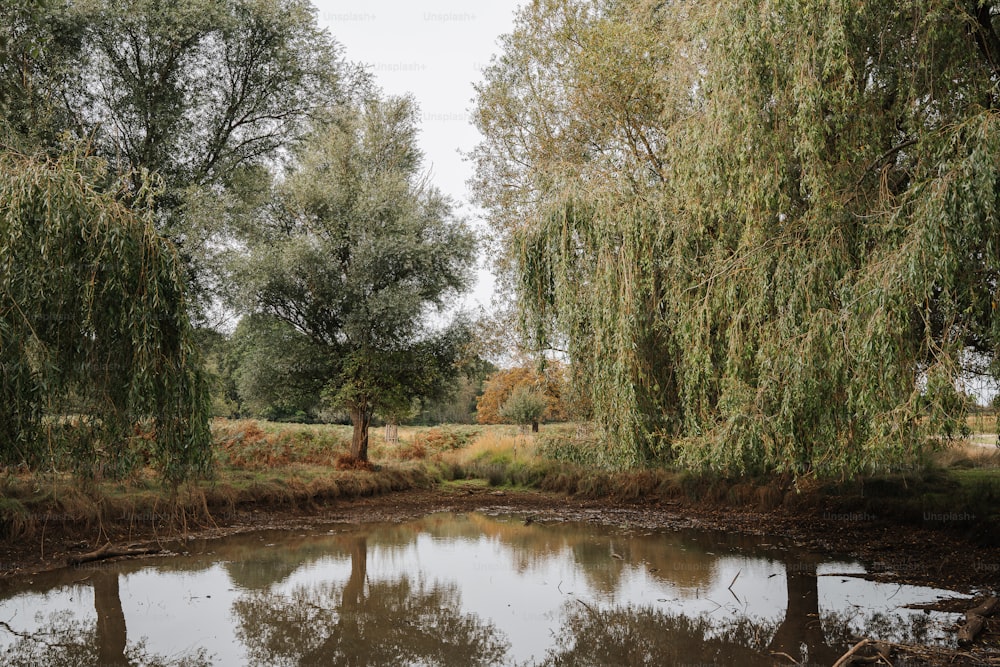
[964,412,998,449]
[1,417,999,541]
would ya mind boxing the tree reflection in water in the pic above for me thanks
[229,521,950,666]
[0,513,958,665]
[766,555,842,665]
[233,535,510,666]
[0,570,210,667]
[535,602,776,666]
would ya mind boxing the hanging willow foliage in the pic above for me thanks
[0,149,211,483]
[473,0,1000,474]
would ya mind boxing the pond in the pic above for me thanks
[0,511,970,666]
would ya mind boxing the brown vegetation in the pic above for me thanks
[476,364,571,424]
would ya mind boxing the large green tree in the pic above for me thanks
[0,0,89,149]
[473,0,1000,474]
[77,0,350,194]
[4,0,352,190]
[231,95,476,461]
[0,0,358,480]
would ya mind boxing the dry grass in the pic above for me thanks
[932,440,1000,469]
[371,424,481,461]
[0,417,444,540]
[11,415,1000,543]
[966,412,998,435]
[214,419,352,469]
[0,464,437,540]
[0,416,494,540]
[334,453,377,471]
[445,425,539,466]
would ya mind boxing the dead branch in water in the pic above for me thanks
[67,543,164,566]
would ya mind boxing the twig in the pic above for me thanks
[728,569,741,591]
[0,620,79,649]
[575,598,600,619]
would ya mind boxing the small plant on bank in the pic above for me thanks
[499,387,547,433]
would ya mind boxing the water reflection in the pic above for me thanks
[93,571,127,666]
[756,554,816,663]
[234,535,508,666]
[0,570,210,667]
[0,512,963,666]
[537,602,775,665]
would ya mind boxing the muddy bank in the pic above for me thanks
[2,480,998,599]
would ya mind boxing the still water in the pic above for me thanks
[0,511,968,666]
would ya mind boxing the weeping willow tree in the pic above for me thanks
[472,0,1000,474]
[0,150,211,483]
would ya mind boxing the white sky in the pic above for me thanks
[312,1,525,311]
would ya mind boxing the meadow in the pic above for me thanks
[0,416,998,542]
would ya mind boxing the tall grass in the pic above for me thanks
[931,441,1000,469]
[440,426,550,487]
[7,417,1000,543]
[966,412,998,435]
[213,419,352,469]
[374,425,481,461]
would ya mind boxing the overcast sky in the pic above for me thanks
[311,0,525,310]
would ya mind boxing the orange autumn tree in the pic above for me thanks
[476,363,569,426]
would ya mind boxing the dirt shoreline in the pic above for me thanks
[1,482,998,599]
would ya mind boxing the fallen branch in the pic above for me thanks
[968,596,999,619]
[768,651,798,664]
[833,638,873,667]
[958,615,986,647]
[836,638,985,666]
[67,543,163,566]
[958,596,998,647]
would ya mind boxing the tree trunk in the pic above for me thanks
[349,403,372,462]
[532,420,539,433]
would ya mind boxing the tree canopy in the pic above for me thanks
[2,0,361,317]
[472,0,1000,474]
[230,95,477,460]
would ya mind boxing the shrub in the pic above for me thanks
[499,387,547,429]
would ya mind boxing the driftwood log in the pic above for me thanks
[67,543,163,566]
[957,596,998,647]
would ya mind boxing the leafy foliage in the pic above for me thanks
[225,314,334,421]
[0,150,210,482]
[230,95,476,460]
[77,0,350,192]
[0,0,89,149]
[472,0,1000,474]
